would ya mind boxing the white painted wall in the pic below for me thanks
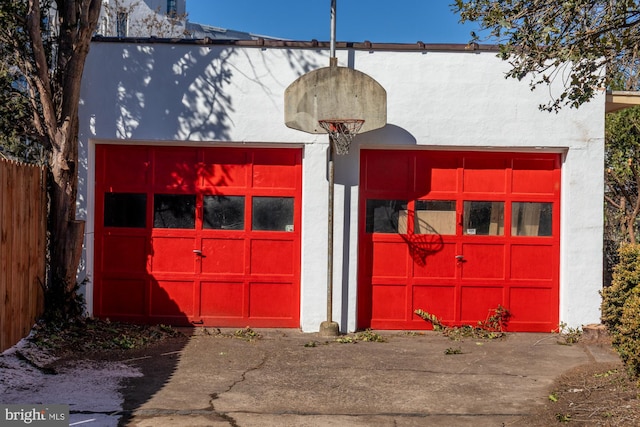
[79,41,604,332]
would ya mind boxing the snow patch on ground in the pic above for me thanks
[1,338,141,427]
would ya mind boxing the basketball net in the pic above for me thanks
[318,119,365,155]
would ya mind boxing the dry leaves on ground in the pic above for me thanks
[522,358,640,426]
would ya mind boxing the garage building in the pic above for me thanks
[78,39,604,332]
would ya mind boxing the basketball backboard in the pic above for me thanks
[284,66,387,135]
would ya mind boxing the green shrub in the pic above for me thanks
[614,293,640,379]
[601,244,640,334]
[601,244,640,380]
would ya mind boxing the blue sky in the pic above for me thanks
[186,1,479,44]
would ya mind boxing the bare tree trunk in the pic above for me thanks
[630,164,640,246]
[49,128,85,292]
[628,216,637,245]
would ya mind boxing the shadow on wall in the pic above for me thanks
[88,43,325,143]
[334,124,419,186]
[80,40,346,250]
[82,41,326,327]
[110,45,237,141]
[332,124,418,328]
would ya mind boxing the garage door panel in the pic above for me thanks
[412,285,455,323]
[250,239,294,275]
[512,158,557,194]
[511,244,554,280]
[461,244,504,279]
[151,236,195,273]
[151,280,195,317]
[359,150,560,332]
[372,284,406,321]
[102,235,147,273]
[201,238,245,274]
[460,287,503,323]
[153,148,198,192]
[100,279,146,316]
[201,148,249,189]
[463,157,507,193]
[413,243,456,278]
[372,241,407,277]
[200,281,245,317]
[509,287,555,324]
[249,282,295,318]
[363,151,413,192]
[415,155,458,194]
[252,150,299,189]
[96,145,301,328]
[99,145,150,190]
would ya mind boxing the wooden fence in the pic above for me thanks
[0,157,47,353]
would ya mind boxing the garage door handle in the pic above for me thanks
[193,249,203,256]
[455,255,464,260]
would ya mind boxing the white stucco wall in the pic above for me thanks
[78,41,604,332]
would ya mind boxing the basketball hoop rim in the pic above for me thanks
[318,118,365,124]
[318,119,365,155]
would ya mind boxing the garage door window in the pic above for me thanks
[512,202,552,236]
[414,200,456,235]
[104,193,146,228]
[154,194,196,229]
[252,197,294,231]
[463,201,504,235]
[366,199,408,233]
[203,195,245,230]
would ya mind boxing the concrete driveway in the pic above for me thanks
[118,329,619,427]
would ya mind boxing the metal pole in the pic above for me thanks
[328,0,337,324]
[329,0,337,67]
[327,143,334,324]
[319,0,340,337]
[330,0,336,59]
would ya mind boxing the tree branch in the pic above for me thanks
[26,0,57,146]
[59,0,101,137]
[605,193,623,210]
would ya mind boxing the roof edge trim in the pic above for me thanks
[91,35,500,53]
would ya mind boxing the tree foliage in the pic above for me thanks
[0,0,101,316]
[454,0,640,111]
[602,244,640,379]
[0,2,46,162]
[605,106,640,249]
[0,66,42,162]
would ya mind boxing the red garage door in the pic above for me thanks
[94,145,302,327]
[357,150,561,332]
